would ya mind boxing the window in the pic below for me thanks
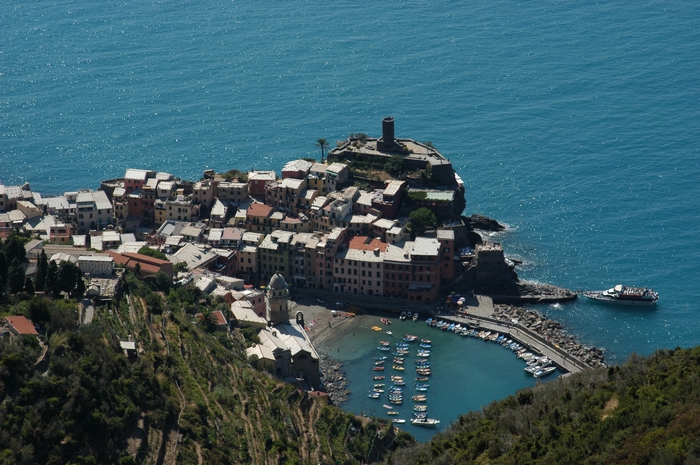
[362,271,365,277]
[377,272,381,278]
[368,271,372,277]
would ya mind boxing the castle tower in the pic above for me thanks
[266,272,290,325]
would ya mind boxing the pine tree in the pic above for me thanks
[46,260,59,298]
[0,251,8,296]
[24,277,35,296]
[35,249,48,291]
[75,276,86,298]
[8,258,26,294]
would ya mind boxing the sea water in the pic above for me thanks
[2,0,699,440]
[317,318,553,442]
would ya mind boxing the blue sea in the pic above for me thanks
[2,0,699,439]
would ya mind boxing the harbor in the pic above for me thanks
[293,292,606,441]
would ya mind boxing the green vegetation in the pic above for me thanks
[384,156,405,175]
[408,208,438,236]
[0,271,398,464]
[385,347,700,464]
[219,169,248,182]
[316,138,329,163]
[137,246,168,261]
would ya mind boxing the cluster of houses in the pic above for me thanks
[3,119,516,389]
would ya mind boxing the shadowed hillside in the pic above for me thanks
[0,272,408,464]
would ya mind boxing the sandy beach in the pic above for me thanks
[290,297,379,350]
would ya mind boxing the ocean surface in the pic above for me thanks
[3,0,699,440]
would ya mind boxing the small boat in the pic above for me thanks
[583,285,658,306]
[387,410,399,416]
[412,395,427,402]
[416,351,430,358]
[416,370,431,376]
[392,365,405,371]
[372,375,385,380]
[374,360,385,366]
[415,377,429,382]
[393,419,406,424]
[415,386,428,392]
[393,380,406,386]
[425,318,433,325]
[400,311,407,320]
[390,399,403,405]
[374,383,385,388]
[368,392,380,399]
[419,343,432,349]
[377,346,391,351]
[393,359,404,365]
[383,404,393,409]
[416,383,430,388]
[413,405,427,412]
[373,366,385,371]
[534,366,557,378]
[373,388,384,393]
[396,342,409,347]
[375,356,388,361]
[420,339,432,344]
[379,341,390,346]
[391,375,404,381]
[386,330,393,335]
[381,318,392,325]
[406,311,412,318]
[371,326,383,332]
[412,313,419,321]
[411,418,440,427]
[393,356,405,361]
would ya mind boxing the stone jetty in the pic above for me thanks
[492,304,606,368]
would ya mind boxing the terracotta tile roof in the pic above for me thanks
[246,203,274,218]
[6,316,39,335]
[349,236,389,252]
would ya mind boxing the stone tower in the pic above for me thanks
[266,272,289,325]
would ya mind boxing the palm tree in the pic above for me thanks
[316,138,329,163]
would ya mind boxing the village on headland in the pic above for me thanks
[1,117,604,398]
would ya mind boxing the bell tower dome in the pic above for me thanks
[266,272,289,325]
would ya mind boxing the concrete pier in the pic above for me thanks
[433,309,589,375]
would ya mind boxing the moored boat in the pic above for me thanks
[411,418,440,427]
[412,313,419,321]
[400,311,407,320]
[534,366,557,378]
[583,285,658,306]
[393,419,406,424]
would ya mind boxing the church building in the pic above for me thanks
[245,272,321,389]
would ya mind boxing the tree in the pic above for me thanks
[316,138,329,163]
[134,263,142,277]
[409,207,438,236]
[45,260,59,298]
[199,309,218,332]
[0,251,7,295]
[24,277,35,296]
[75,276,86,298]
[154,271,172,293]
[3,233,26,264]
[8,258,26,295]
[385,156,405,174]
[35,250,48,291]
[138,246,168,261]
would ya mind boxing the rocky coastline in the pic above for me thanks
[492,304,607,368]
[318,353,350,405]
